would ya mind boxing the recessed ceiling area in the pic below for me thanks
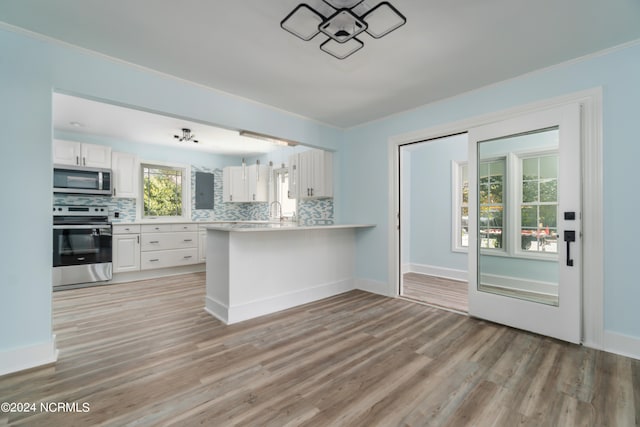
[53,93,283,156]
[3,1,640,127]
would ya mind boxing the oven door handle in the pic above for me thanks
[53,225,112,230]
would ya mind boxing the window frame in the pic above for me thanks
[451,160,469,253]
[452,150,558,261]
[138,161,191,221]
[513,149,559,260]
[272,167,296,218]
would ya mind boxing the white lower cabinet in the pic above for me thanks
[113,225,141,273]
[141,248,198,270]
[140,223,199,270]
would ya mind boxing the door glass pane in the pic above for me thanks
[478,127,559,306]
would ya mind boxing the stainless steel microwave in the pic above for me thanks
[53,164,113,195]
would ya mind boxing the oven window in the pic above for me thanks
[53,229,112,266]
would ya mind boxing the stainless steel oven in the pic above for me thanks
[52,205,112,288]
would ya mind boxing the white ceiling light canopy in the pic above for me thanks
[174,128,198,143]
[281,0,406,59]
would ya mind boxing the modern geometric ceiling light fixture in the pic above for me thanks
[281,0,406,59]
[174,128,198,143]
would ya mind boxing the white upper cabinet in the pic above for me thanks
[246,164,269,202]
[53,140,112,168]
[223,166,246,202]
[52,140,81,165]
[296,149,333,199]
[288,153,299,199]
[223,164,269,202]
[111,151,138,198]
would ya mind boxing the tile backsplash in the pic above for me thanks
[54,166,333,224]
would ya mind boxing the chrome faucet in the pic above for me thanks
[270,201,283,222]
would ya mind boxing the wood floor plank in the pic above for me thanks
[0,272,638,426]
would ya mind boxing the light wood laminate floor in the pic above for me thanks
[402,273,469,312]
[1,272,639,426]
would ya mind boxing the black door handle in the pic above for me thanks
[564,230,576,266]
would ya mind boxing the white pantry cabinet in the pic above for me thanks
[112,224,141,273]
[53,140,112,168]
[292,149,333,199]
[111,151,138,198]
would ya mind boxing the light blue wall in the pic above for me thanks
[3,23,640,359]
[0,28,341,356]
[402,134,467,271]
[342,41,640,339]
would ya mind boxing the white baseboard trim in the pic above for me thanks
[480,273,557,295]
[111,264,205,284]
[355,278,392,296]
[205,279,354,325]
[204,297,229,324]
[603,331,640,360]
[0,335,58,377]
[408,263,468,282]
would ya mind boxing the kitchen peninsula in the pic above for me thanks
[204,223,374,324]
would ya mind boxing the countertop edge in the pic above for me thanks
[204,224,376,232]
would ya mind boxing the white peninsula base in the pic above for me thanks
[204,224,372,324]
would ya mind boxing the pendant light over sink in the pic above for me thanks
[281,0,406,59]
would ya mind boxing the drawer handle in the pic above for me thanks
[149,240,159,244]
[183,239,193,242]
[154,227,160,230]
[184,255,192,259]
[149,259,159,262]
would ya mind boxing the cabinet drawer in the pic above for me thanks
[141,224,172,233]
[171,223,197,232]
[172,232,198,248]
[140,248,198,270]
[113,224,141,234]
[141,232,198,251]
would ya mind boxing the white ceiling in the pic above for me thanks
[53,93,283,156]
[2,0,640,128]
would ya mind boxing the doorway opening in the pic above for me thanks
[399,132,469,313]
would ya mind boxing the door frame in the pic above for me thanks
[388,88,603,348]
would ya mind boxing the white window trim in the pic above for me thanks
[137,160,191,222]
[513,149,559,261]
[451,160,468,253]
[453,149,559,262]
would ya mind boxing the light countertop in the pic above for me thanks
[205,223,375,232]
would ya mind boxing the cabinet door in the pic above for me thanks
[112,151,138,198]
[52,140,81,165]
[81,143,112,168]
[298,151,314,198]
[113,234,141,273]
[247,164,269,202]
[311,150,333,198]
[288,154,299,199]
[298,149,333,199]
[222,167,233,202]
[223,166,248,202]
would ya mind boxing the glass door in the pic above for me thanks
[467,104,582,343]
